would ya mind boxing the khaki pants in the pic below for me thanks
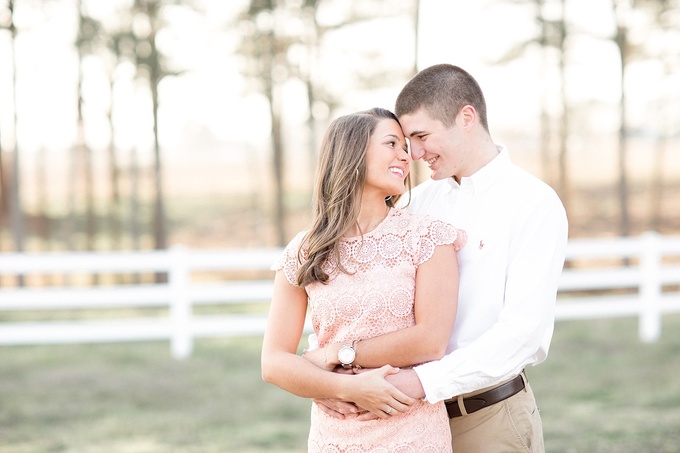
[447,375,545,453]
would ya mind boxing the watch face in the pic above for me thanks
[338,346,355,365]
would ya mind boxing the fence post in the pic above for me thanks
[169,245,192,359]
[639,231,661,343]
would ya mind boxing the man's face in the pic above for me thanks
[399,108,466,181]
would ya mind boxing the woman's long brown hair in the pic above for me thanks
[296,107,411,287]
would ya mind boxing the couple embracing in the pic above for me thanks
[262,64,568,453]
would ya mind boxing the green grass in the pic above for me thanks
[529,315,680,453]
[1,315,680,452]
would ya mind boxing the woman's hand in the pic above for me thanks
[312,398,364,419]
[312,365,416,421]
[302,345,337,372]
[346,365,416,419]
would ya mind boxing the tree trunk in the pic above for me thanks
[648,2,674,233]
[148,1,167,252]
[410,0,420,184]
[557,0,570,217]
[269,79,286,247]
[0,122,6,250]
[8,0,25,279]
[536,0,552,187]
[260,22,286,246]
[107,77,122,251]
[35,147,50,249]
[129,147,141,250]
[613,0,630,237]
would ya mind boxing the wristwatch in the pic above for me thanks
[337,344,356,369]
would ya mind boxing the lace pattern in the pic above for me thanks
[273,209,465,452]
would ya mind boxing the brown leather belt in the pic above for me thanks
[444,374,525,419]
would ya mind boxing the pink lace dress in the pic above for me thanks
[275,208,466,453]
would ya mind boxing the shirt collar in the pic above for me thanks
[445,145,510,195]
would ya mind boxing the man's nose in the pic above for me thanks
[410,145,425,161]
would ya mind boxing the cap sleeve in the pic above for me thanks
[271,231,307,286]
[412,217,466,267]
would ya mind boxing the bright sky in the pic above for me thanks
[1,0,678,204]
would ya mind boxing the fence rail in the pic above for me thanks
[1,232,679,358]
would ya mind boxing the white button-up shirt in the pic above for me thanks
[406,147,568,404]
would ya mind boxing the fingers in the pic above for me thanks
[356,396,411,420]
[351,366,417,420]
[314,401,346,420]
[312,398,359,419]
[302,347,331,370]
[368,402,405,420]
[390,389,416,407]
[356,411,380,422]
[382,397,411,415]
[377,364,400,377]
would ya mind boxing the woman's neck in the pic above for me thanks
[345,200,390,237]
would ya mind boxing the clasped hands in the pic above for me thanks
[302,344,416,420]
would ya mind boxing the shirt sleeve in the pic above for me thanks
[414,193,568,403]
[271,231,306,287]
[411,217,467,267]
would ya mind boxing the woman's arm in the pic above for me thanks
[261,270,417,417]
[304,243,459,371]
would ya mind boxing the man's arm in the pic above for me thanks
[386,368,425,398]
[415,195,569,403]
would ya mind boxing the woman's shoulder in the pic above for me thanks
[392,208,447,229]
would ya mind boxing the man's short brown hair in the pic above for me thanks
[395,64,489,132]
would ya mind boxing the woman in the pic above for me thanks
[261,107,465,452]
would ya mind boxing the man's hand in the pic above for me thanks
[385,367,426,399]
[312,398,363,420]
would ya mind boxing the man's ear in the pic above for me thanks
[459,105,476,129]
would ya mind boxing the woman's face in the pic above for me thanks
[363,118,410,198]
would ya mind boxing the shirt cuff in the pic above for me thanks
[414,360,448,404]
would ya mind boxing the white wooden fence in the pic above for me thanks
[1,232,679,359]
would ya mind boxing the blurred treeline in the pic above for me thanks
[0,0,679,255]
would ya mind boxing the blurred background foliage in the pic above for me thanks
[0,0,679,254]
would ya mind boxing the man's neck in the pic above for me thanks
[452,140,500,184]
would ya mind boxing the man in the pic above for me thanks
[395,63,568,451]
[313,64,568,452]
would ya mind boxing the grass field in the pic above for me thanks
[2,315,680,453]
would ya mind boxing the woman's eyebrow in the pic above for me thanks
[383,133,402,142]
